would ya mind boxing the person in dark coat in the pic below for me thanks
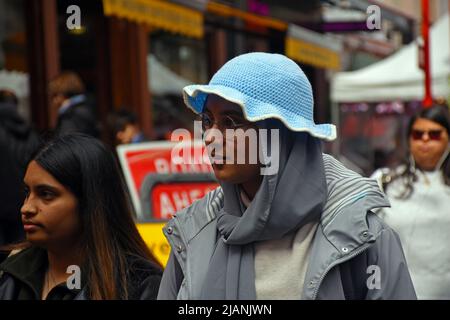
[49,71,99,138]
[0,89,40,257]
[0,134,162,299]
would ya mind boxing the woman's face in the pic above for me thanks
[203,95,261,184]
[21,161,82,249]
[409,118,449,171]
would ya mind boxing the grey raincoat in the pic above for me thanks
[157,153,416,300]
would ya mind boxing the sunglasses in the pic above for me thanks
[199,113,250,132]
[410,129,443,141]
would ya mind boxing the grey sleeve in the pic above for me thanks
[157,251,184,300]
[365,226,417,300]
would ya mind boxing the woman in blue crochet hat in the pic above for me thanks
[158,52,416,300]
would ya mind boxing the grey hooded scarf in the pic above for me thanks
[200,121,328,299]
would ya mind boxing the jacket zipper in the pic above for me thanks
[311,242,373,300]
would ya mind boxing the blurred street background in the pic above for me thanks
[0,0,449,176]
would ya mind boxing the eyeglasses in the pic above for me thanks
[200,113,250,132]
[410,129,443,141]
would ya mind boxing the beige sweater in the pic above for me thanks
[240,190,318,300]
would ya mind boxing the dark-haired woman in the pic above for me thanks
[0,134,162,300]
[372,105,450,299]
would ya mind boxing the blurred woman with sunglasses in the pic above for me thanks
[373,104,450,299]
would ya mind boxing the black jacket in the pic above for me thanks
[0,105,40,245]
[55,95,100,138]
[0,247,163,300]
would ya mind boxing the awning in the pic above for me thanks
[102,0,204,38]
[331,14,449,103]
[206,1,341,70]
[286,24,342,70]
[206,1,287,31]
[147,54,191,95]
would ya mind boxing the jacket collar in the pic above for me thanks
[59,94,87,115]
[320,154,390,248]
[301,154,390,299]
[0,246,83,299]
[0,247,48,299]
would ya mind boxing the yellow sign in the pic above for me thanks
[136,222,170,266]
[286,37,341,71]
[103,0,204,38]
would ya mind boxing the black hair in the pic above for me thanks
[407,104,450,137]
[31,133,161,299]
[107,109,138,135]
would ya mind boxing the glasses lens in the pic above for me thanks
[411,130,424,140]
[428,130,442,140]
[201,114,212,131]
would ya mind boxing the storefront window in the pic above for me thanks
[148,31,208,140]
[0,0,29,121]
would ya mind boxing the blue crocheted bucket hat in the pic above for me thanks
[183,52,336,141]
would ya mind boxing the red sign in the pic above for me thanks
[151,182,218,220]
[117,141,217,221]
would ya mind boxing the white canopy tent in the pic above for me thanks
[331,14,449,103]
[147,54,191,96]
